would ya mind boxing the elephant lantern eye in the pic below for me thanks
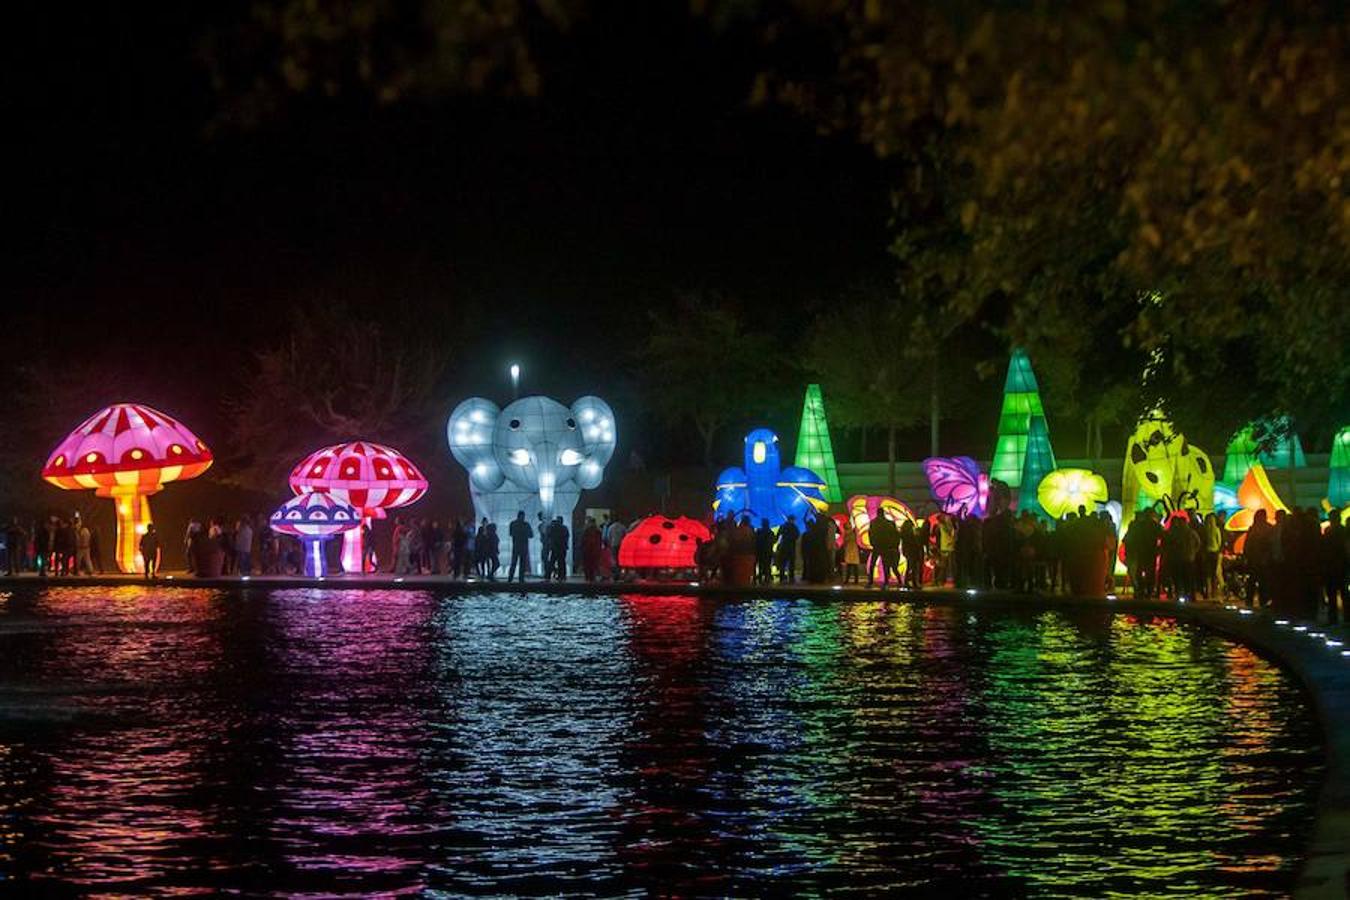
[565,417,576,429]
[560,449,583,466]
[509,448,531,466]
[509,419,521,430]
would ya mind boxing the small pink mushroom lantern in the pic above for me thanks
[270,492,361,577]
[289,441,428,573]
[41,403,213,573]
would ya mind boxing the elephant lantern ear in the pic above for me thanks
[570,396,616,488]
[448,397,505,492]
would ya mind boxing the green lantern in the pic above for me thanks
[1330,426,1350,508]
[1222,416,1306,485]
[794,383,842,504]
[1018,416,1056,519]
[990,349,1053,489]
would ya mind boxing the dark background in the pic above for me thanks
[5,1,1013,557]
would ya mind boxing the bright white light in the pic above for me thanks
[1178,598,1188,604]
[509,449,530,466]
[1326,640,1343,648]
[831,585,843,591]
[1310,632,1326,639]
[1294,625,1309,632]
[966,589,978,596]
[1238,608,1253,616]
[688,581,699,587]
[560,449,583,466]
[1106,593,1117,600]
[510,364,520,380]
[241,575,250,581]
[395,577,404,583]
[1275,619,1290,625]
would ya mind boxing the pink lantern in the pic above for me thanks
[289,441,428,573]
[42,403,213,573]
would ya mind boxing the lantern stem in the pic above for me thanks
[110,488,152,574]
[341,519,370,574]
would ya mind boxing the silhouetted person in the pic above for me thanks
[1322,509,1348,624]
[550,516,570,580]
[776,515,800,583]
[508,511,533,582]
[140,524,161,580]
[1244,509,1273,606]
[754,518,775,584]
[869,512,901,589]
[5,518,26,575]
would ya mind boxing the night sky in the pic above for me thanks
[10,2,894,425]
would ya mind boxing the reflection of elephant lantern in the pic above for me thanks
[714,427,828,527]
[448,395,616,573]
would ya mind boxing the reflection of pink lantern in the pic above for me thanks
[42,403,213,573]
[289,441,428,573]
[270,493,361,576]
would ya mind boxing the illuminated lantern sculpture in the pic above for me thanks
[846,494,918,579]
[1222,416,1307,485]
[270,492,360,577]
[794,384,843,503]
[1036,468,1109,520]
[42,403,212,573]
[448,395,617,573]
[714,428,828,527]
[1017,416,1057,518]
[989,348,1054,488]
[290,441,428,573]
[1328,426,1350,508]
[1121,410,1215,516]
[617,516,712,570]
[922,456,989,517]
[1224,464,1290,551]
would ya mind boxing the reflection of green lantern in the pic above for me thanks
[1330,426,1350,508]
[794,383,842,503]
[990,349,1054,488]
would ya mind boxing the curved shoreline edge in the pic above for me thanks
[2,573,1346,896]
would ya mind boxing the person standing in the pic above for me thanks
[754,518,776,585]
[75,520,93,575]
[140,524,161,580]
[483,523,501,580]
[1321,509,1348,624]
[900,520,924,589]
[5,518,26,575]
[841,518,861,584]
[869,511,901,589]
[509,511,533,582]
[581,517,603,581]
[550,516,570,580]
[538,512,553,578]
[605,515,627,581]
[235,516,254,576]
[775,515,800,583]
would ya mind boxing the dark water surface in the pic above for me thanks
[0,587,1325,896]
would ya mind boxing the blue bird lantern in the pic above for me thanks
[714,428,828,527]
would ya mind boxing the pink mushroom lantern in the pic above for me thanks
[41,403,213,573]
[270,492,361,577]
[289,441,428,573]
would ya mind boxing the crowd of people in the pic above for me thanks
[696,505,1123,594]
[4,500,1345,624]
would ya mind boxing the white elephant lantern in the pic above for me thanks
[448,395,616,573]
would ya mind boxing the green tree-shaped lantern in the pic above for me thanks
[990,349,1054,488]
[794,383,842,504]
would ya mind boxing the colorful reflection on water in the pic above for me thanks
[0,588,1324,895]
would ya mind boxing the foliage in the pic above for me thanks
[201,0,582,128]
[805,287,935,492]
[224,297,449,490]
[720,0,1350,435]
[635,293,783,467]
